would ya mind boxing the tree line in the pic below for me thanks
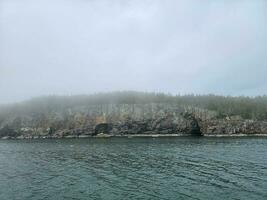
[0,91,267,120]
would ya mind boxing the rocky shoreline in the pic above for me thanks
[1,103,267,139]
[1,133,267,140]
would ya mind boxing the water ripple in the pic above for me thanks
[0,137,267,200]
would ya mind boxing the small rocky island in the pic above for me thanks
[0,92,267,139]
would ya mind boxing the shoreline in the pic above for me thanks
[1,133,267,140]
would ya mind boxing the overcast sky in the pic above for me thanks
[0,0,267,104]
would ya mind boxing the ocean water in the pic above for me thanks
[0,137,266,200]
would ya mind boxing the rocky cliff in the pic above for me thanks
[1,101,267,139]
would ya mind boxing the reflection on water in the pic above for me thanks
[0,137,267,200]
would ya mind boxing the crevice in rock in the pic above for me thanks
[93,123,112,136]
[182,112,203,136]
[189,118,202,136]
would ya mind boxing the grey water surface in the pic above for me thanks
[0,137,266,200]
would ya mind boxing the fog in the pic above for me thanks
[0,0,267,104]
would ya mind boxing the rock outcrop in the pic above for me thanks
[0,103,267,139]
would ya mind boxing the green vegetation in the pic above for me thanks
[0,91,267,120]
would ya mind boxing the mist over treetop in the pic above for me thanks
[0,91,267,120]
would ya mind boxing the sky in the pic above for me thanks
[0,0,267,104]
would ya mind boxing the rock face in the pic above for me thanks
[204,119,267,135]
[182,112,202,136]
[188,119,202,136]
[0,103,267,138]
[94,123,112,136]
